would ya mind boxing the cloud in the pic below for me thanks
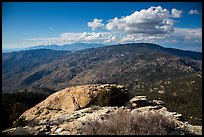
[24,27,202,52]
[87,18,105,31]
[171,8,183,18]
[170,28,202,43]
[157,28,202,47]
[79,32,119,43]
[60,32,82,40]
[26,27,201,46]
[120,33,166,43]
[26,33,83,46]
[25,32,119,46]
[189,10,200,15]
[104,6,183,36]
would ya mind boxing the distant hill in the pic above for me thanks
[26,43,105,52]
[2,43,202,125]
[2,48,26,53]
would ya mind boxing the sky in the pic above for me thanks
[2,2,202,52]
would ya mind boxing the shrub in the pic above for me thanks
[81,109,175,135]
[93,86,130,107]
[2,91,49,130]
[13,116,28,127]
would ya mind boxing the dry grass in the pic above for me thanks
[81,109,175,135]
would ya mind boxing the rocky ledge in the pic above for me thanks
[2,84,202,135]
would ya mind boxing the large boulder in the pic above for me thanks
[19,84,128,124]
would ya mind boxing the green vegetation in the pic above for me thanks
[93,86,130,107]
[2,91,49,130]
[139,74,202,125]
[13,116,28,127]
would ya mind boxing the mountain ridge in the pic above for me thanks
[2,43,202,125]
[2,43,202,93]
[26,42,106,52]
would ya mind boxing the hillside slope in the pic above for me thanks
[2,43,202,125]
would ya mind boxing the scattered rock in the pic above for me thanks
[152,99,164,105]
[129,96,158,108]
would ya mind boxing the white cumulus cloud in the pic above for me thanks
[104,6,182,36]
[171,8,183,18]
[87,18,105,31]
[189,10,200,15]
[79,32,119,43]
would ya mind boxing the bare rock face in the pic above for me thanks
[3,105,202,135]
[19,84,126,123]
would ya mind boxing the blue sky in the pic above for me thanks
[2,2,202,52]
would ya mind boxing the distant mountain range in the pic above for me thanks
[26,43,106,52]
[2,43,106,53]
[2,43,202,125]
[3,43,202,93]
[2,48,26,53]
